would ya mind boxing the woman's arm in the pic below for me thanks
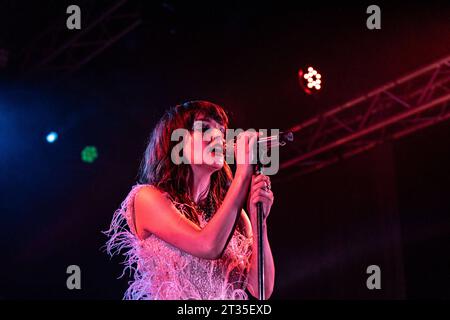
[134,171,252,260]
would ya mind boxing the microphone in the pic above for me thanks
[223,131,294,153]
[256,131,294,148]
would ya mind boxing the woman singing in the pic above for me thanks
[104,100,275,300]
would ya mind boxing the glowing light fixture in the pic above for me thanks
[298,66,323,95]
[46,131,58,143]
[81,146,98,163]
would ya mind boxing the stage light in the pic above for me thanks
[298,66,323,95]
[46,132,58,143]
[81,146,98,163]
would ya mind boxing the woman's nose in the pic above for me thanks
[210,136,225,147]
[207,129,225,142]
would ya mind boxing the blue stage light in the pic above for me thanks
[46,132,58,143]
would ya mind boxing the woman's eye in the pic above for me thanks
[192,121,224,135]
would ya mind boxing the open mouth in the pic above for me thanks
[208,143,224,156]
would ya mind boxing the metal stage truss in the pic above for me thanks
[20,0,142,75]
[279,54,450,180]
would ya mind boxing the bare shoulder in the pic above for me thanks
[133,185,173,238]
[135,185,170,207]
[134,184,176,218]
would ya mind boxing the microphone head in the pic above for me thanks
[280,131,294,143]
[224,130,294,151]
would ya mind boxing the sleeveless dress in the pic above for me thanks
[104,184,253,300]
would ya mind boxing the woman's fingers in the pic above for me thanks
[235,131,261,176]
[251,195,273,218]
[249,173,273,219]
[252,174,270,183]
[250,191,274,216]
[251,174,271,190]
[251,180,271,193]
[251,180,267,192]
[251,180,271,194]
[251,191,273,203]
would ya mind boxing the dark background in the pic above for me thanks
[0,0,449,299]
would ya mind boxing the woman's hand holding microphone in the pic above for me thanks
[234,130,274,222]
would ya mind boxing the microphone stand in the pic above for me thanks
[255,161,265,300]
[251,130,293,300]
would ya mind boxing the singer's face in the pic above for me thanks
[183,117,226,171]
